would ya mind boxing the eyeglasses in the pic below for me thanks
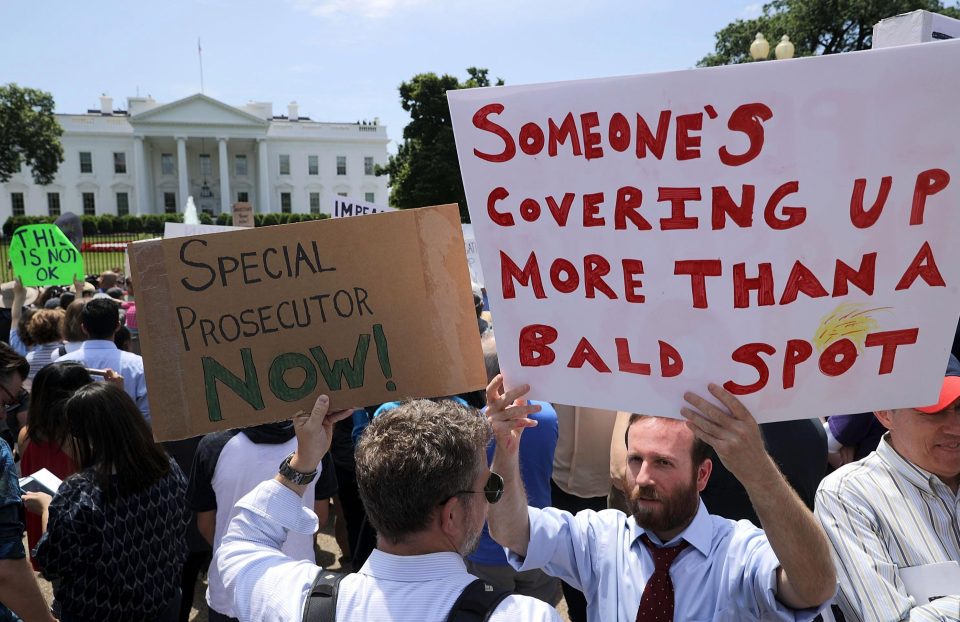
[0,384,25,413]
[452,471,504,505]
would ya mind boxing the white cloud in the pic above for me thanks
[290,0,433,19]
[741,2,763,18]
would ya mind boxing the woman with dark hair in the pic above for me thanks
[22,382,189,621]
[17,362,96,571]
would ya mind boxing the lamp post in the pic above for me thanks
[750,33,795,60]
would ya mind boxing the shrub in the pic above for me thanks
[199,212,213,225]
[81,215,99,236]
[142,215,163,234]
[216,213,232,226]
[97,215,115,234]
[261,213,279,227]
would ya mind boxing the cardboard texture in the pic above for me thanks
[448,41,960,423]
[232,202,254,228]
[129,204,485,441]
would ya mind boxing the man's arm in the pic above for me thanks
[0,557,56,621]
[682,384,836,609]
[815,486,960,622]
[485,375,541,558]
[196,510,216,547]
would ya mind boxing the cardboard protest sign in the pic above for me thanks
[462,224,486,287]
[448,40,960,423]
[129,204,485,441]
[232,202,254,228]
[9,225,84,287]
[164,223,244,238]
[329,195,397,218]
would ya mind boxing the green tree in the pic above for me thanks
[0,84,64,184]
[377,67,503,222]
[699,0,960,66]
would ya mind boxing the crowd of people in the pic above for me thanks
[0,270,956,622]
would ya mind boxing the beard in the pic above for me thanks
[629,475,700,534]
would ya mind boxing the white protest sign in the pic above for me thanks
[448,40,960,423]
[328,195,397,219]
[462,224,486,287]
[164,223,245,239]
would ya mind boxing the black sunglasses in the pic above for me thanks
[452,471,504,505]
[0,384,26,413]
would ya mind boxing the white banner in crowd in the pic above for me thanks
[449,40,960,423]
[328,195,397,218]
[462,223,485,287]
[163,223,244,238]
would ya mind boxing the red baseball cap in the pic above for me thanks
[916,354,960,414]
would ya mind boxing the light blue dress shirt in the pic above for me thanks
[508,502,827,622]
[218,478,561,622]
[58,339,150,424]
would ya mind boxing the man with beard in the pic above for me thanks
[217,396,561,622]
[486,377,837,621]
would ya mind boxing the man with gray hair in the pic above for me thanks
[217,395,560,622]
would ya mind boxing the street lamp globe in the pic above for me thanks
[775,35,795,59]
[750,33,770,60]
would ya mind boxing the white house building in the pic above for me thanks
[0,93,390,220]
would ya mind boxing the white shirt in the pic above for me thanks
[197,432,315,617]
[58,340,150,423]
[816,434,960,622]
[218,479,561,622]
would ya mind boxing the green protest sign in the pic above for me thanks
[10,224,85,286]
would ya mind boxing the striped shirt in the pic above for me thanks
[815,434,960,622]
[25,342,62,381]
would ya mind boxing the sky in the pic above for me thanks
[1,0,763,152]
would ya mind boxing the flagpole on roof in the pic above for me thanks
[198,37,205,94]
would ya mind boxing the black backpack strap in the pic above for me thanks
[58,343,66,357]
[445,579,511,622]
[302,569,348,622]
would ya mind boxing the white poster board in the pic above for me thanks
[164,223,245,238]
[328,195,397,219]
[448,41,960,423]
[462,223,486,287]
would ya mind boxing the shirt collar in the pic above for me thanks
[629,499,712,557]
[79,340,119,350]
[359,550,469,582]
[876,433,943,493]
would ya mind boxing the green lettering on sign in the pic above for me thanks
[310,334,370,391]
[268,352,318,402]
[9,224,84,287]
[202,348,265,422]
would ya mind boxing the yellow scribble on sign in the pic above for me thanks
[812,303,891,353]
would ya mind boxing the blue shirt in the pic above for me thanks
[509,502,826,622]
[0,440,24,622]
[58,340,150,424]
[469,401,557,566]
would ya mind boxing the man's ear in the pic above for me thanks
[437,496,464,540]
[874,410,895,431]
[696,457,713,493]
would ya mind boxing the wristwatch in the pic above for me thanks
[278,452,317,486]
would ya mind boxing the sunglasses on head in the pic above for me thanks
[450,471,504,505]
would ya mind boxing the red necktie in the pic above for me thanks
[636,534,689,622]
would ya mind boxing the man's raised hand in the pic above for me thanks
[486,374,541,454]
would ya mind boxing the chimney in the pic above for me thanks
[288,101,299,122]
[99,94,113,115]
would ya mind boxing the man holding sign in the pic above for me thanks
[486,377,835,621]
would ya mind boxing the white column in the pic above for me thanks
[257,138,270,213]
[176,136,189,209]
[133,136,148,215]
[218,137,230,214]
